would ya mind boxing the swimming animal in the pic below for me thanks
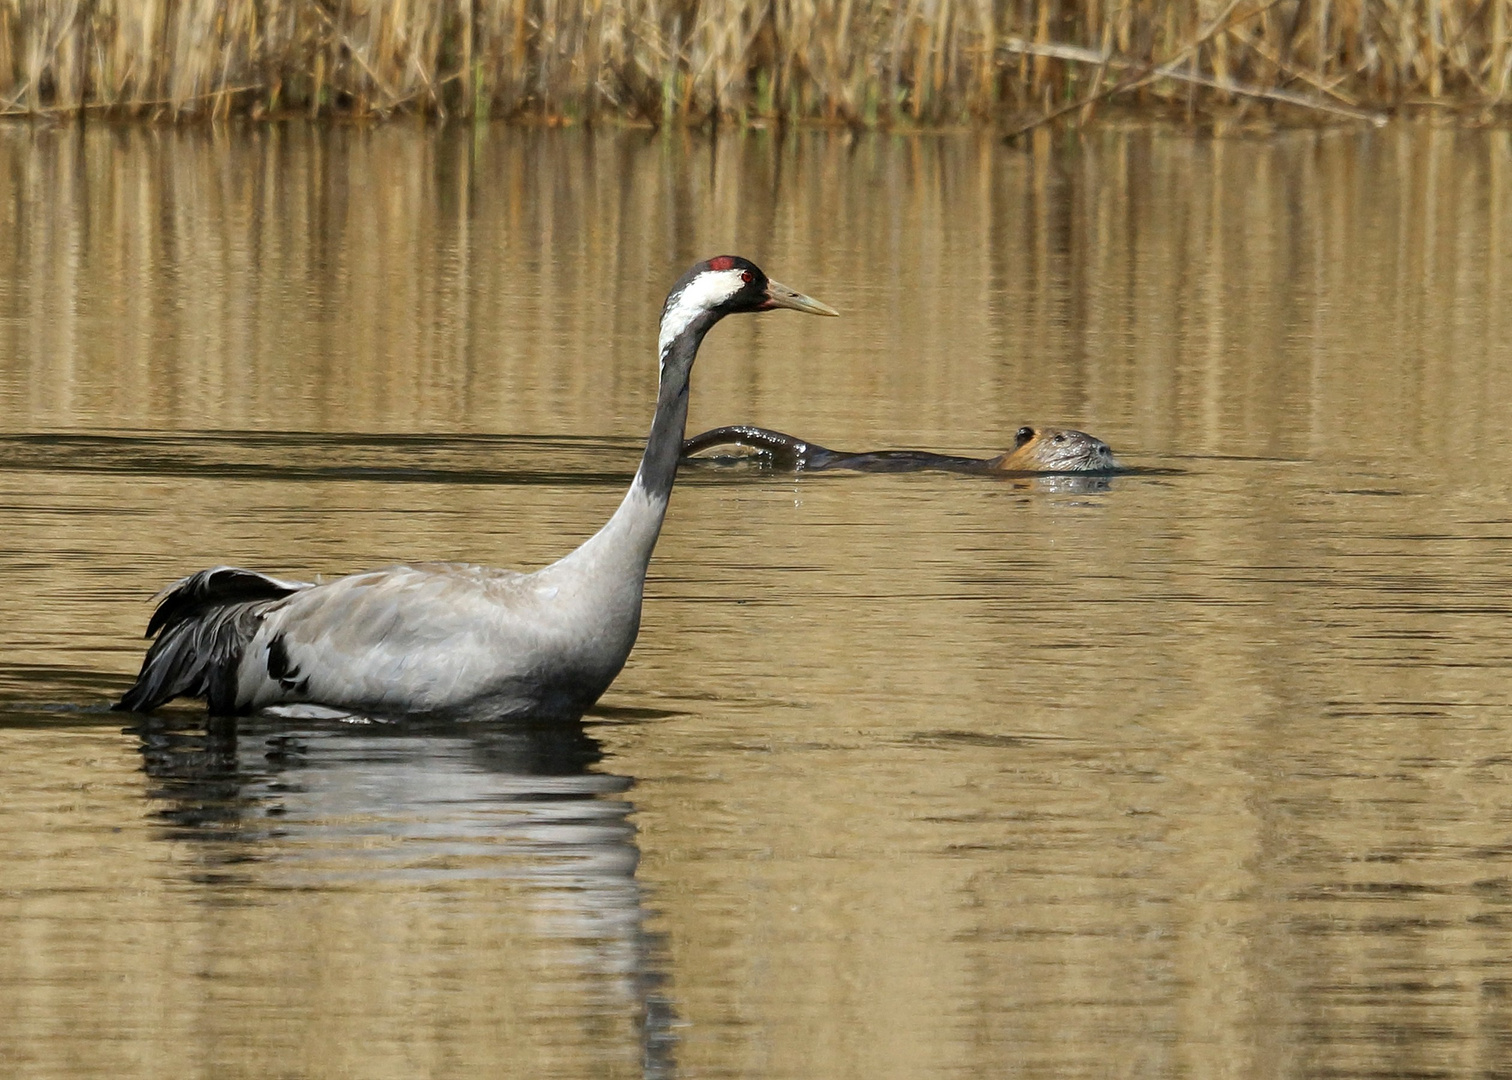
[681,424,1117,474]
[114,257,838,721]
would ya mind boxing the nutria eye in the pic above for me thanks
[1015,427,1034,446]
[741,270,753,284]
[1053,433,1067,444]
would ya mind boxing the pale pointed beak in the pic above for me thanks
[762,278,840,317]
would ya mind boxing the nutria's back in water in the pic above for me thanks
[681,424,1118,475]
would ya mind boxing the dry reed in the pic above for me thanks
[3,0,1512,126]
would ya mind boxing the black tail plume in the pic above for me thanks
[115,567,310,714]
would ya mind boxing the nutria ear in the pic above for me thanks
[1014,426,1035,448]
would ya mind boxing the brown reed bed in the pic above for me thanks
[4,0,1511,128]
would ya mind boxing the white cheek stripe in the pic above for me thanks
[658,269,746,365]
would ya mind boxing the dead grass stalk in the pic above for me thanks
[2,0,1509,125]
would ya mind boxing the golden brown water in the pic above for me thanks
[4,122,1512,1078]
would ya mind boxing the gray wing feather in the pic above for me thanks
[247,564,544,715]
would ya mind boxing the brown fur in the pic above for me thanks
[986,427,1116,473]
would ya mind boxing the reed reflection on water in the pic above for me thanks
[3,123,1512,1078]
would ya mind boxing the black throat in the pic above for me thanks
[634,309,719,503]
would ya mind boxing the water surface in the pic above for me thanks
[3,123,1512,1078]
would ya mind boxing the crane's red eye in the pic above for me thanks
[741,270,753,284]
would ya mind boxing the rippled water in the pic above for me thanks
[4,122,1512,1078]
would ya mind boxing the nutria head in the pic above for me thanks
[989,426,1117,473]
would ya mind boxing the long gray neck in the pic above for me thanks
[547,311,716,582]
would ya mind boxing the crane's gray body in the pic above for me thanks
[241,484,662,720]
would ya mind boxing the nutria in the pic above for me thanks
[681,424,1118,474]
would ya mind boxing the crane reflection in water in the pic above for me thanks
[127,710,677,1077]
